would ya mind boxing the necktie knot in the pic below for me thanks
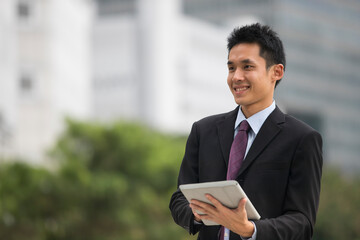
[239,120,250,132]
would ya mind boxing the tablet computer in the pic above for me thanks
[180,180,260,226]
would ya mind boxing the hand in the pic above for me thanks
[189,203,203,222]
[190,194,254,238]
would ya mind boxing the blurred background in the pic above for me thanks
[0,0,359,239]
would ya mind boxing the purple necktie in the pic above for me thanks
[220,120,250,240]
[227,120,250,180]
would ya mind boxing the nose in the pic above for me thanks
[232,69,245,82]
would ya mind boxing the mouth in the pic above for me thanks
[234,86,250,93]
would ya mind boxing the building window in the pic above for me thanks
[19,73,34,93]
[0,111,12,152]
[17,1,31,20]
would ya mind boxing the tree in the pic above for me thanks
[313,168,360,240]
[0,119,195,240]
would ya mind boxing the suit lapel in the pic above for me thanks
[217,106,239,167]
[237,106,285,177]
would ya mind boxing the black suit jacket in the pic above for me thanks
[169,106,323,240]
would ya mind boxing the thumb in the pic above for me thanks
[238,197,247,209]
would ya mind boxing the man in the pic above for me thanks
[169,23,323,240]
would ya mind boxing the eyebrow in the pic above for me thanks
[227,59,256,65]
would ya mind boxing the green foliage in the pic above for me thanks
[314,168,360,240]
[0,120,195,240]
[0,119,359,240]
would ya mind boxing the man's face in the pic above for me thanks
[227,43,283,118]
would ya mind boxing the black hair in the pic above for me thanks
[227,23,286,86]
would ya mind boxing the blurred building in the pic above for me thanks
[1,0,359,172]
[93,0,360,172]
[0,0,17,160]
[0,0,93,164]
[93,0,233,133]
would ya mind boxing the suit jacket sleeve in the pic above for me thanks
[169,121,203,235]
[255,129,323,240]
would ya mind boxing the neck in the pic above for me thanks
[241,100,273,118]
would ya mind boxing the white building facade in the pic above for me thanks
[93,0,241,133]
[0,0,17,160]
[0,0,93,164]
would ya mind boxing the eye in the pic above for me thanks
[244,65,254,70]
[228,66,235,72]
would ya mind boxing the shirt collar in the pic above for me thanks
[235,101,276,135]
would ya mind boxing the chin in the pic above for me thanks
[234,98,246,106]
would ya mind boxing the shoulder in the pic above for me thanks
[280,112,322,146]
[285,114,319,134]
[270,106,322,140]
[271,107,319,133]
[194,107,238,127]
[186,107,238,138]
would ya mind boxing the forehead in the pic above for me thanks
[228,43,264,62]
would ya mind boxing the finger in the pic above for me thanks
[205,194,223,208]
[189,203,202,212]
[189,203,204,222]
[190,199,210,206]
[190,204,208,218]
[190,200,218,217]
[190,202,211,215]
[190,199,203,205]
[191,199,214,210]
[193,211,204,221]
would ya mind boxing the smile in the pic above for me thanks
[234,86,250,92]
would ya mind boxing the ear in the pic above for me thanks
[272,64,284,82]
